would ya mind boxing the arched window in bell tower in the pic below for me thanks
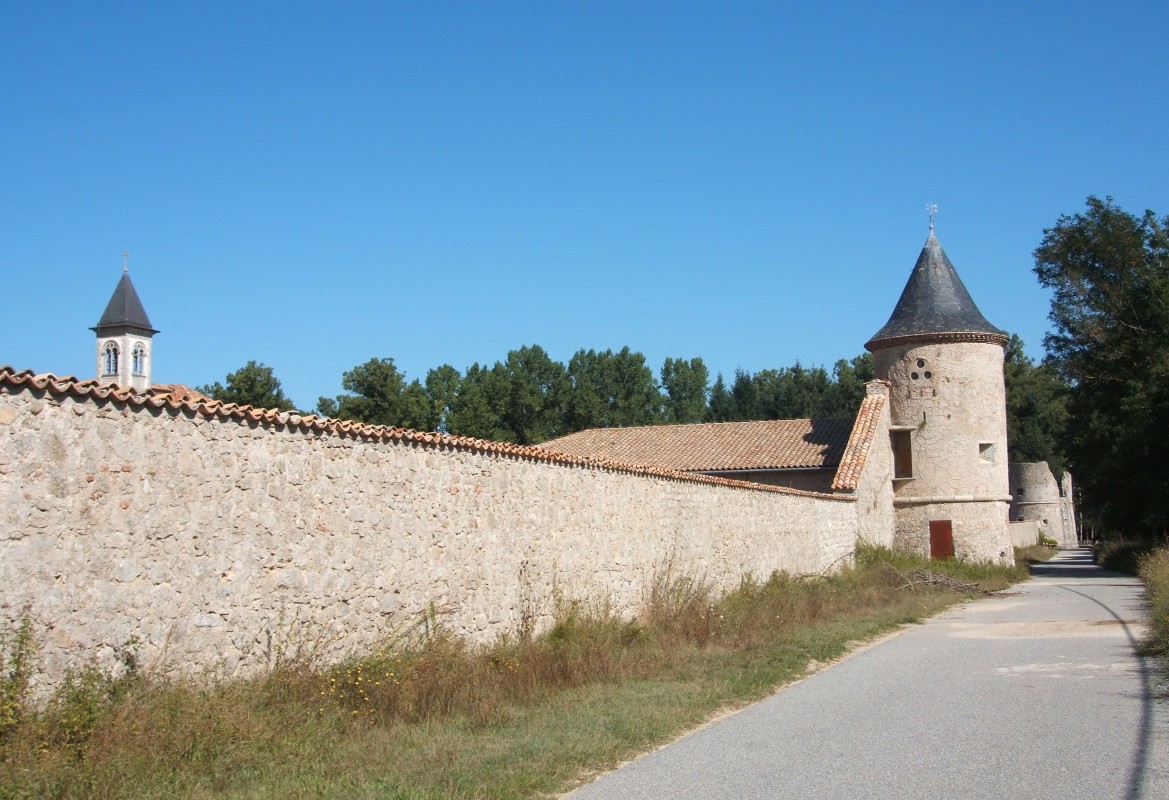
[132,343,147,376]
[102,342,119,376]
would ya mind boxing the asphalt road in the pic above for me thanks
[567,549,1169,799]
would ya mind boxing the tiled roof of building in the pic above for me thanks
[0,366,852,502]
[831,390,886,491]
[866,232,1007,351]
[92,272,157,334]
[539,417,855,473]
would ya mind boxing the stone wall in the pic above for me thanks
[1010,520,1040,548]
[0,379,860,694]
[704,469,836,493]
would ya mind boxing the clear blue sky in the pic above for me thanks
[4,2,1167,411]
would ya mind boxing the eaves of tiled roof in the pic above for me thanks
[539,417,854,473]
[831,391,886,491]
[0,366,854,502]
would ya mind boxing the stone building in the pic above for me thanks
[546,227,1017,563]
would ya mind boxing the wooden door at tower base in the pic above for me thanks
[929,520,954,560]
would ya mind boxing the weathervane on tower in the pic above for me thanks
[122,249,130,274]
[927,203,938,233]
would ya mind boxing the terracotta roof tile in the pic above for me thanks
[540,417,854,473]
[831,391,886,490]
[148,383,212,403]
[0,365,853,502]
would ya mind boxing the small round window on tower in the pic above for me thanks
[909,357,931,381]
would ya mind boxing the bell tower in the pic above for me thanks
[866,224,1013,563]
[92,254,158,392]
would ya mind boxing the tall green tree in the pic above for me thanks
[1003,334,1068,475]
[1034,196,1169,537]
[423,364,463,433]
[398,380,433,431]
[317,357,410,426]
[729,369,759,420]
[566,347,662,431]
[487,345,569,445]
[660,356,709,423]
[706,374,735,422]
[445,362,510,441]
[199,361,294,411]
[826,354,874,416]
[755,363,834,419]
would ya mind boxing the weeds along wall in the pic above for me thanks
[0,374,859,694]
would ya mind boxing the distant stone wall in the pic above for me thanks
[1010,520,1040,548]
[0,382,860,695]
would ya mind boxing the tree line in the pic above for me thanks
[204,338,1068,472]
[202,350,880,446]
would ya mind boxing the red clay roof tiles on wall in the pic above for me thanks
[0,366,853,502]
[830,392,885,491]
[539,417,855,473]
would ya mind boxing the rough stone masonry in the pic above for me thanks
[0,377,864,696]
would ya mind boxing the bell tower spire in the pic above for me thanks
[91,254,158,391]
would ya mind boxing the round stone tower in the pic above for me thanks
[865,229,1014,563]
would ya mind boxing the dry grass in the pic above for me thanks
[1014,543,1058,568]
[1140,546,1169,669]
[1095,537,1162,574]
[0,545,1026,799]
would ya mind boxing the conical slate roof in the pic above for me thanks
[91,272,157,334]
[865,232,1006,351]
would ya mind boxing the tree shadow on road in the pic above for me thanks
[1038,549,1158,799]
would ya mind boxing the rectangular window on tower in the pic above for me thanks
[891,430,913,479]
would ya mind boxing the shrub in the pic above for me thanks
[0,617,33,739]
[1095,538,1162,574]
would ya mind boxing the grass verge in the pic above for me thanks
[0,546,1028,800]
[1139,545,1169,681]
[1095,538,1162,574]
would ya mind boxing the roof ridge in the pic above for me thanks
[0,365,853,502]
